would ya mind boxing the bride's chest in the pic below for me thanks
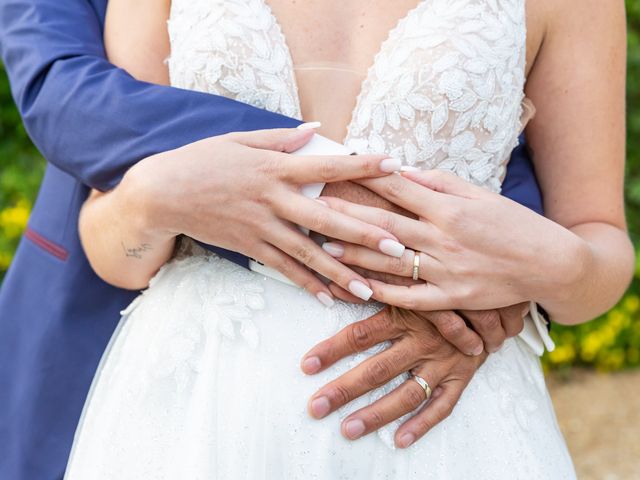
[168,0,528,192]
[264,0,423,73]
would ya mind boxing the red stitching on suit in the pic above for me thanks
[24,227,69,261]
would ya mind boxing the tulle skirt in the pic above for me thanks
[65,244,576,479]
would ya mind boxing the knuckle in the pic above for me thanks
[401,385,426,411]
[439,315,466,339]
[319,157,340,181]
[376,310,397,332]
[258,152,281,177]
[276,255,296,275]
[443,204,465,228]
[387,255,407,275]
[364,409,385,429]
[329,384,352,407]
[292,244,314,265]
[358,228,380,249]
[384,178,404,199]
[414,416,436,435]
[441,236,464,256]
[376,211,396,233]
[476,311,501,331]
[347,322,374,351]
[310,210,332,233]
[364,359,392,387]
[442,399,456,417]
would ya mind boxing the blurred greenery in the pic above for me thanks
[0,4,639,371]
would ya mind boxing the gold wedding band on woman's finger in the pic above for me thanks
[412,251,421,281]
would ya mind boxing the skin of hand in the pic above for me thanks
[79,127,408,303]
[321,181,528,353]
[318,167,634,325]
[301,306,501,449]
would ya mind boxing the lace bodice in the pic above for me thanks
[168,0,528,192]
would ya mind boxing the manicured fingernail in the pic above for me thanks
[316,292,335,308]
[344,419,366,439]
[378,238,405,258]
[315,198,328,207]
[348,280,373,301]
[398,433,415,448]
[400,165,420,172]
[521,304,531,318]
[297,121,322,130]
[472,344,484,356]
[379,157,403,173]
[310,396,331,418]
[302,356,322,374]
[322,242,344,258]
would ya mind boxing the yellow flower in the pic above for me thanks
[0,200,31,239]
[0,251,12,271]
[581,332,603,361]
[548,344,575,365]
[623,295,639,314]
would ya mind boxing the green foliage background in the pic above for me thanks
[0,4,639,371]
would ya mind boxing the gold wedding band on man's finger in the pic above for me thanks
[411,373,432,400]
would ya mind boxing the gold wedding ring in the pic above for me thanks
[412,374,432,400]
[412,251,421,281]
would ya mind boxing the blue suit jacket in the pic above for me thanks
[0,0,544,478]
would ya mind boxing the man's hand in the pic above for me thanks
[301,307,489,448]
[327,264,528,354]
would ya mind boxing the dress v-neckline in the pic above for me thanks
[260,0,427,144]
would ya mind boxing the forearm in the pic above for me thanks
[79,170,175,290]
[531,222,635,326]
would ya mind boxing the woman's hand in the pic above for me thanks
[80,127,406,301]
[319,169,590,314]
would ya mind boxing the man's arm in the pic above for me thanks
[0,0,301,192]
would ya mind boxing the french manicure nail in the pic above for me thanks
[398,433,415,448]
[344,419,366,439]
[400,165,420,172]
[378,238,405,258]
[379,157,403,173]
[302,356,322,374]
[348,280,373,301]
[316,292,335,308]
[310,396,331,418]
[297,121,322,130]
[322,242,344,258]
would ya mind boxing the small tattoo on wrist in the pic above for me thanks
[121,241,153,259]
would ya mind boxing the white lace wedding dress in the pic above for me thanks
[65,0,576,478]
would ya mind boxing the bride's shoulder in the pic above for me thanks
[525,0,625,78]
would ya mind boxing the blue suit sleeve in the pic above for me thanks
[0,0,301,192]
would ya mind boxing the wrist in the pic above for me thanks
[529,230,592,307]
[118,157,178,244]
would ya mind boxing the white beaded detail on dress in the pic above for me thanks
[168,0,527,192]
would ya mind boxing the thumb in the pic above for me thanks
[401,169,485,198]
[231,125,316,153]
